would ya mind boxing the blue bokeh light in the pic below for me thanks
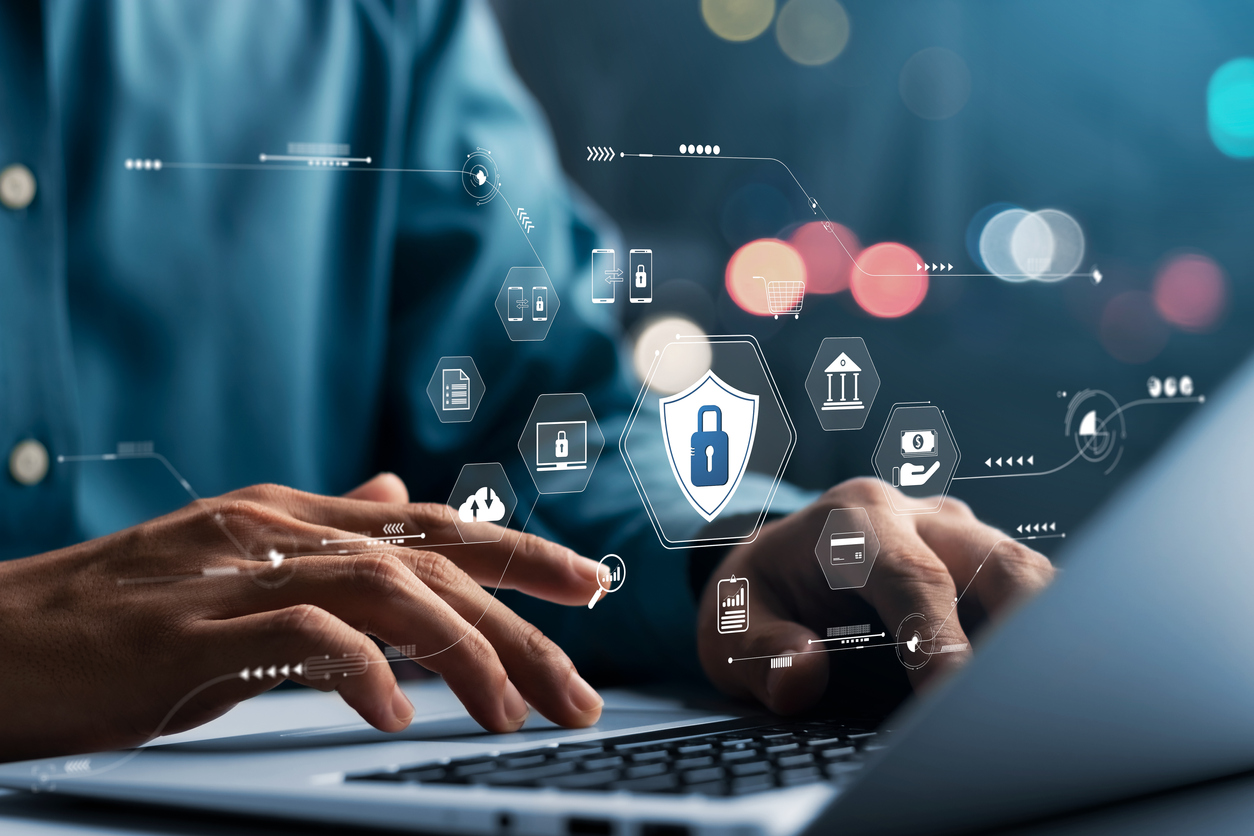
[1208,57,1254,159]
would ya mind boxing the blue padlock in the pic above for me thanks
[690,405,729,487]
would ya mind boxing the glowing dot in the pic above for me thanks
[775,0,850,66]
[688,144,696,154]
[1099,291,1169,364]
[704,145,712,154]
[124,159,134,169]
[899,47,971,120]
[696,144,704,154]
[143,159,152,169]
[366,156,372,164]
[1180,376,1194,396]
[1208,57,1254,158]
[725,238,807,316]
[633,318,712,394]
[713,145,721,155]
[153,159,162,170]
[788,220,860,294]
[1164,377,1178,397]
[849,242,928,318]
[680,144,687,153]
[1153,252,1228,332]
[702,0,775,42]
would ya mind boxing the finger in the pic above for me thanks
[914,498,1055,617]
[858,522,973,690]
[342,472,409,503]
[224,486,603,605]
[213,552,540,733]
[699,571,828,715]
[193,605,411,734]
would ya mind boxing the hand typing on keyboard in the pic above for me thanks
[697,478,1055,715]
[0,473,607,762]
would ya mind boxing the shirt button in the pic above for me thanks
[9,439,49,485]
[0,163,37,210]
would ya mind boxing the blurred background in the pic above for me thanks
[489,0,1254,541]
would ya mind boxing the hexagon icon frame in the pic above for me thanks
[813,507,880,590]
[496,267,560,341]
[871,403,961,515]
[425,356,485,423]
[518,393,605,494]
[446,463,517,544]
[621,334,796,550]
[805,337,880,431]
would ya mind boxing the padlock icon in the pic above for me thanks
[535,296,544,312]
[635,263,648,288]
[690,405,729,487]
[555,430,568,458]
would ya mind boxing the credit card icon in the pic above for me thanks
[830,531,866,565]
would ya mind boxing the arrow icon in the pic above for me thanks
[985,458,992,467]
[586,146,616,162]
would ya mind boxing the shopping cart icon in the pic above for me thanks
[757,275,805,319]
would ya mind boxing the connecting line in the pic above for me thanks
[493,188,547,272]
[620,151,1088,281]
[729,640,906,664]
[57,452,251,561]
[951,395,1204,481]
[807,632,887,644]
[158,161,464,175]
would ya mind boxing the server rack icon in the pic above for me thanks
[717,575,749,634]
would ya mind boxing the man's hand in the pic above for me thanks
[698,478,1055,714]
[0,474,606,762]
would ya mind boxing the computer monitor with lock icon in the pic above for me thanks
[535,421,588,471]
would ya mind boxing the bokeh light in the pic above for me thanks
[1099,291,1170,364]
[788,220,860,294]
[980,207,1084,282]
[633,317,712,394]
[899,47,971,120]
[965,202,1019,270]
[720,182,792,248]
[1208,57,1254,158]
[849,242,928,318]
[725,238,807,316]
[702,0,775,42]
[1153,252,1228,332]
[775,0,850,66]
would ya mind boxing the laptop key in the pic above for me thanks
[630,750,669,763]
[397,767,447,782]
[682,767,724,784]
[803,736,846,748]
[583,755,625,769]
[729,761,771,777]
[730,774,776,794]
[825,761,864,778]
[776,753,814,768]
[765,742,799,754]
[473,762,577,785]
[685,781,729,797]
[502,754,548,769]
[817,746,856,759]
[539,769,621,789]
[453,760,501,777]
[674,756,714,770]
[677,743,714,755]
[719,737,755,747]
[624,763,668,779]
[779,766,822,786]
[720,749,759,762]
[611,773,680,792]
[554,746,603,760]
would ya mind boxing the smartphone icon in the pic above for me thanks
[531,286,548,321]
[591,248,616,304]
[629,249,653,303]
[507,286,525,321]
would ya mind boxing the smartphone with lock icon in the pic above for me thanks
[531,286,548,321]
[628,249,652,304]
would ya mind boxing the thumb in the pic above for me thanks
[700,578,828,715]
[343,472,410,504]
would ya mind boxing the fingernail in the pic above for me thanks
[567,670,603,715]
[503,680,530,726]
[390,683,414,728]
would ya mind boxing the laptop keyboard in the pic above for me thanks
[346,718,885,796]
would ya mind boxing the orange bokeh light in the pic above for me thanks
[849,242,928,318]
[788,221,860,294]
[725,238,807,316]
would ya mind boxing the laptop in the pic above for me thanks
[3,350,1253,836]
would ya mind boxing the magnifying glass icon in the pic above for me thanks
[588,553,626,609]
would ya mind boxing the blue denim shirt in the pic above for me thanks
[0,0,814,682]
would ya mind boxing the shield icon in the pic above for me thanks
[660,370,759,522]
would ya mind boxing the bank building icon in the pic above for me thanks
[822,353,863,411]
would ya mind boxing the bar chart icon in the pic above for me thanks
[717,575,749,634]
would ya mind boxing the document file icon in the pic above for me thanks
[442,369,470,411]
[830,532,865,565]
[717,575,748,634]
